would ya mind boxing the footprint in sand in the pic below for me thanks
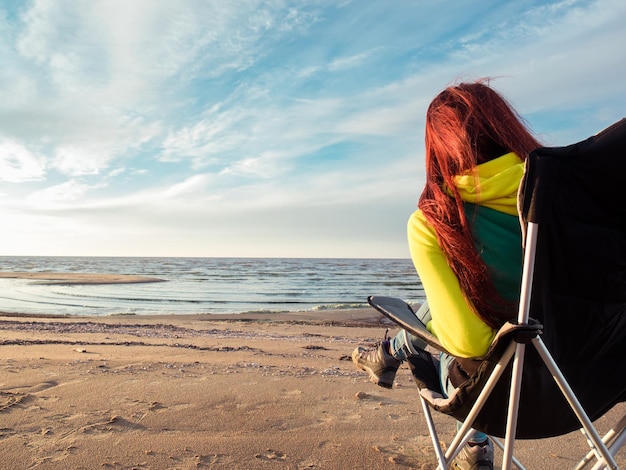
[80,415,147,434]
[255,448,287,461]
[6,380,58,394]
[148,401,167,411]
[0,391,32,412]
[0,381,60,412]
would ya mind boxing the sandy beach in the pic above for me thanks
[0,307,622,470]
[0,271,621,469]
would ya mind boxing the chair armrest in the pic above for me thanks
[367,295,451,355]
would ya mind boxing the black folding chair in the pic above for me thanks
[369,118,626,469]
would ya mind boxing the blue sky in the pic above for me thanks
[0,0,624,259]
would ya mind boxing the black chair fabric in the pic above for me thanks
[516,118,626,435]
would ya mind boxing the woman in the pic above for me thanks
[352,80,541,470]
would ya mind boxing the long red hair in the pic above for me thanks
[419,80,541,328]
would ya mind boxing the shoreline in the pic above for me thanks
[0,271,165,285]
[0,306,393,328]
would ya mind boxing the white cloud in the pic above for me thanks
[163,174,212,198]
[0,138,46,183]
[52,144,111,176]
[160,110,241,165]
[27,180,92,207]
[45,114,161,177]
[443,0,626,113]
[328,50,375,72]
[220,152,290,179]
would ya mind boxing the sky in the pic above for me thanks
[0,0,625,259]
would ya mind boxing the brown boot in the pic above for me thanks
[352,340,401,389]
[452,439,494,470]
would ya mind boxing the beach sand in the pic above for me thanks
[0,274,623,469]
[0,310,623,469]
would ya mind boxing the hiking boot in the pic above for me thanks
[452,439,494,470]
[352,340,401,389]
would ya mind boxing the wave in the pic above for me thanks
[0,294,105,309]
[0,256,423,316]
[46,290,367,307]
[312,303,368,311]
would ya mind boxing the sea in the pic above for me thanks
[0,256,425,317]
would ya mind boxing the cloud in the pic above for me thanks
[0,138,46,183]
[328,50,376,72]
[51,144,112,177]
[1,0,625,257]
[163,173,212,198]
[27,180,93,207]
[441,0,626,114]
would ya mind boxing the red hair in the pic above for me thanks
[419,80,541,328]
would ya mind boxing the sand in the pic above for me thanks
[0,272,165,285]
[0,311,623,470]
[0,273,623,469]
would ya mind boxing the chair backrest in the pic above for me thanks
[514,118,626,436]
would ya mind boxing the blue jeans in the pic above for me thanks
[389,330,488,444]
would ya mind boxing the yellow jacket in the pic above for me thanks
[408,153,524,357]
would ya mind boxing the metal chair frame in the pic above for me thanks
[412,222,624,470]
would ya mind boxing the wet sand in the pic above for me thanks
[0,272,165,285]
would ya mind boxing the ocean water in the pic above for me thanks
[0,257,424,316]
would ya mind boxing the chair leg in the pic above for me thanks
[419,394,448,470]
[419,393,489,469]
[607,415,626,460]
[439,342,523,468]
[532,337,620,469]
[490,436,526,470]
[446,341,518,462]
[502,341,527,470]
[436,339,521,470]
[502,220,539,469]
[582,415,626,470]
[577,425,621,470]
